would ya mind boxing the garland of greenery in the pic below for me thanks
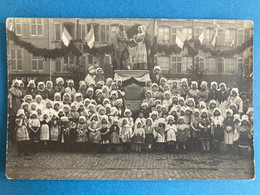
[7,26,253,59]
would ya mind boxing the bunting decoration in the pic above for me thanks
[6,24,253,60]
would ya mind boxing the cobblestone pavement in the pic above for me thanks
[6,146,254,180]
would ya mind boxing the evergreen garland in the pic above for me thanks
[7,26,253,59]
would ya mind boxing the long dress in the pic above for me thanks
[28,118,41,142]
[165,124,177,142]
[133,32,147,69]
[223,117,234,145]
[120,124,132,143]
[40,120,50,141]
[88,121,101,143]
[212,116,224,142]
[50,119,61,141]
[16,118,30,142]
[9,86,22,116]
[110,124,120,144]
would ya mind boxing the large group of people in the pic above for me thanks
[8,65,253,158]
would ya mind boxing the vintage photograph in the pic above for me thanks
[5,18,254,180]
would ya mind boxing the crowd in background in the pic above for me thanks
[8,65,253,157]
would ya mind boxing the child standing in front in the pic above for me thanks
[165,115,177,152]
[132,120,145,152]
[223,109,234,153]
[76,116,88,152]
[144,118,154,151]
[153,118,166,152]
[211,108,224,153]
[120,118,132,152]
[40,111,50,151]
[110,119,121,152]
[199,109,211,153]
[28,111,41,154]
[176,116,189,152]
[100,116,111,152]
[15,109,30,156]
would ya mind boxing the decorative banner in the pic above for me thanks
[7,26,253,60]
[114,70,150,83]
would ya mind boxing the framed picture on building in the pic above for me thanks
[6,18,254,180]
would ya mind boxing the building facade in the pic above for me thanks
[7,18,253,88]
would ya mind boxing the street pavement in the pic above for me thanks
[5,146,254,180]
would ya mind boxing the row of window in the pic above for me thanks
[12,19,253,47]
[158,26,253,46]
[10,49,44,71]
[10,48,244,75]
[10,48,100,73]
[156,56,243,75]
[13,18,44,36]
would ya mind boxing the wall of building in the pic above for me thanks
[8,18,253,88]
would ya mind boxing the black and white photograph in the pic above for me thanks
[5,18,254,180]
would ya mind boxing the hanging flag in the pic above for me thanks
[85,25,95,49]
[176,29,185,49]
[146,19,158,69]
[61,27,72,47]
[198,29,205,44]
[231,39,235,47]
[7,18,15,31]
[211,30,218,47]
[146,19,158,45]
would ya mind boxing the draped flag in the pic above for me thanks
[7,18,15,32]
[61,27,72,47]
[199,30,205,44]
[147,19,158,45]
[85,25,95,49]
[146,19,158,55]
[211,30,218,47]
[176,29,185,49]
[231,39,235,47]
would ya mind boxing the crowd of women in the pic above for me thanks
[8,65,253,157]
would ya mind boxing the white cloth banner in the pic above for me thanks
[114,70,150,83]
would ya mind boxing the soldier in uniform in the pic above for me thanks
[112,23,130,70]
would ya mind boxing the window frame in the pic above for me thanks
[171,55,183,74]
[54,22,62,41]
[182,27,193,40]
[100,24,110,42]
[31,55,44,71]
[15,18,22,36]
[225,29,236,46]
[204,28,215,45]
[30,18,44,36]
[237,29,244,45]
[224,58,237,74]
[158,25,171,44]
[171,26,182,44]
[10,48,23,71]
[204,58,216,74]
[157,55,170,73]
